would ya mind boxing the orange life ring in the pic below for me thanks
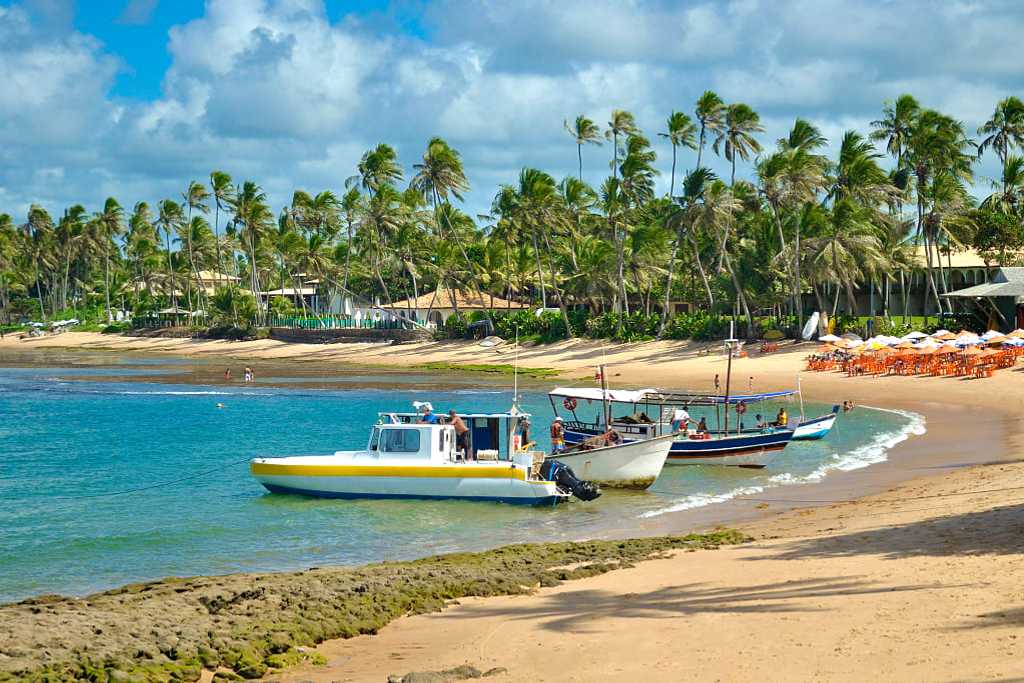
[563,397,577,411]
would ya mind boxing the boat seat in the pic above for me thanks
[529,451,545,477]
[476,449,499,461]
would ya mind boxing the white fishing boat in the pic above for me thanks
[792,407,839,440]
[548,432,674,489]
[251,409,599,505]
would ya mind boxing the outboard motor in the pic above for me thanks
[540,460,602,502]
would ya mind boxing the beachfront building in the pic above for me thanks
[381,289,530,328]
[943,267,1024,330]
[810,247,1007,318]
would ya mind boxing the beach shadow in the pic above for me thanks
[954,606,1024,630]
[757,502,1024,561]
[440,577,930,633]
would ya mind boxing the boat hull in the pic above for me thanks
[792,412,837,441]
[549,434,673,489]
[564,428,793,468]
[251,459,566,505]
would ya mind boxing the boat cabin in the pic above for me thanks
[379,410,533,461]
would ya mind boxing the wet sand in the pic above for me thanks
[3,333,1024,681]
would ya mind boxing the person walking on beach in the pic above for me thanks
[448,410,471,460]
[550,417,565,453]
[243,367,253,383]
[224,368,231,381]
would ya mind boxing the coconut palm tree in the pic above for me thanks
[871,94,920,169]
[94,197,125,322]
[659,111,697,197]
[229,181,274,324]
[209,171,234,288]
[338,187,362,296]
[155,200,184,312]
[564,115,602,181]
[695,91,726,168]
[714,103,765,184]
[348,143,403,197]
[21,206,56,320]
[981,155,1024,214]
[410,137,492,323]
[605,110,638,181]
[977,96,1024,168]
[182,181,210,314]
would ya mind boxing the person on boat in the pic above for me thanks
[520,418,533,449]
[671,407,693,433]
[603,430,623,447]
[775,407,788,428]
[695,417,710,438]
[755,414,768,431]
[448,410,472,460]
[550,417,565,453]
[418,408,439,424]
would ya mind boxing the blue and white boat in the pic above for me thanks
[547,387,796,468]
[792,407,840,441]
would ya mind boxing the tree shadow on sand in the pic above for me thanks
[754,502,1024,562]
[438,577,932,634]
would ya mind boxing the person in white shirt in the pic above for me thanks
[671,407,693,433]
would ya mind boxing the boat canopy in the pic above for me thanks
[549,387,795,406]
[548,387,657,403]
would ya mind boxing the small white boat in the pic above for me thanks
[251,410,588,505]
[792,407,839,441]
[549,433,674,489]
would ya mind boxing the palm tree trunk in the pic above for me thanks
[697,124,705,168]
[104,240,112,323]
[539,229,574,338]
[794,220,803,331]
[577,143,583,182]
[657,232,681,338]
[722,249,753,337]
[669,144,677,197]
[691,232,714,308]
[530,229,547,307]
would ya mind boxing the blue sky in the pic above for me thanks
[1,0,1022,221]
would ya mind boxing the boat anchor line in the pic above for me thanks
[45,458,252,502]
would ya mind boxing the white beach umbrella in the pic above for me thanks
[930,329,952,337]
[914,338,941,349]
[902,331,928,340]
[818,333,841,343]
[981,329,1002,340]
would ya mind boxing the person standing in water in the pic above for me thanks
[243,367,253,383]
[224,368,231,381]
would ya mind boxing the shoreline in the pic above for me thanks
[3,333,1024,680]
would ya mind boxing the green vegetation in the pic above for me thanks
[0,530,747,682]
[1,95,1023,340]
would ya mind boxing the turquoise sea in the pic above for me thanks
[0,356,923,603]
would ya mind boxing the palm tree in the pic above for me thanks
[714,103,764,184]
[21,206,55,320]
[564,115,602,181]
[659,111,697,197]
[155,200,184,312]
[871,94,920,168]
[515,168,574,336]
[977,96,1024,168]
[347,143,403,197]
[209,171,234,288]
[229,181,274,324]
[95,197,125,322]
[605,110,638,181]
[339,188,362,296]
[0,214,17,323]
[981,155,1024,214]
[695,91,726,168]
[804,199,886,316]
[410,137,492,324]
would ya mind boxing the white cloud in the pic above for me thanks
[0,0,1022,220]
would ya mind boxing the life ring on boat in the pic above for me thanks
[563,397,577,411]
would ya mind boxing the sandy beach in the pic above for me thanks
[3,332,1024,681]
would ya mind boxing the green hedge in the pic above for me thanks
[447,310,733,343]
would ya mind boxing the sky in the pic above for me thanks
[1,0,1022,223]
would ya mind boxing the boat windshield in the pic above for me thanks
[368,427,381,451]
[381,428,421,454]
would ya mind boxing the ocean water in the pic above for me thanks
[0,358,922,603]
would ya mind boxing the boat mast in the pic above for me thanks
[599,364,611,430]
[723,321,734,434]
[798,375,805,420]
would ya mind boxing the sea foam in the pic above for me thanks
[638,406,926,519]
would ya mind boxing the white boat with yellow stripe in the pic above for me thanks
[251,409,599,506]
